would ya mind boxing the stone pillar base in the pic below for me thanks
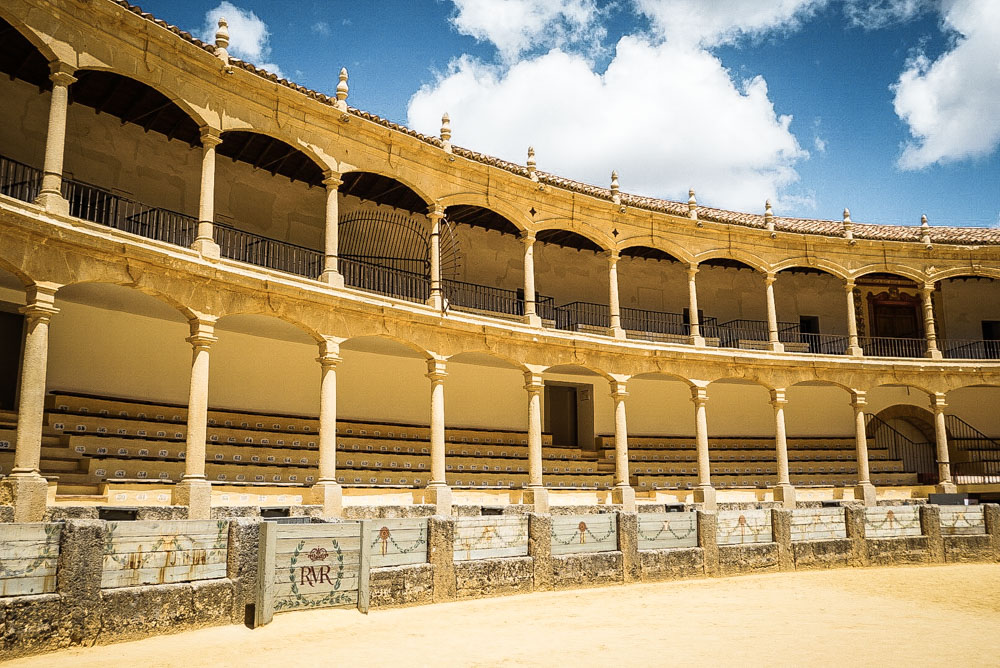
[522,486,549,513]
[855,482,877,506]
[693,484,717,511]
[34,191,69,216]
[609,326,626,340]
[935,481,958,494]
[192,237,221,259]
[773,483,796,508]
[846,346,863,357]
[611,484,635,511]
[172,478,212,519]
[524,313,542,327]
[318,270,345,288]
[688,335,706,347]
[311,480,343,518]
[425,483,452,516]
[0,474,50,522]
[426,293,444,311]
[769,341,785,353]
[925,349,943,360]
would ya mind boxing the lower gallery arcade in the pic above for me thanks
[2,261,999,522]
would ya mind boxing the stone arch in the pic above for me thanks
[630,371,696,387]
[874,404,936,443]
[214,311,324,346]
[54,280,197,323]
[694,249,769,275]
[531,223,612,253]
[542,363,615,384]
[929,267,1000,282]
[436,193,530,235]
[0,10,60,66]
[0,257,33,290]
[852,266,926,285]
[339,334,435,362]
[217,128,331,186]
[772,259,849,281]
[339,169,435,214]
[616,240,693,265]
[447,351,529,374]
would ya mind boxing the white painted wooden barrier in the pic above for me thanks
[256,520,371,627]
[369,518,428,567]
[0,523,61,596]
[551,514,617,555]
[939,505,986,536]
[637,512,698,551]
[453,516,528,561]
[790,508,847,542]
[717,509,772,545]
[101,520,228,588]
[864,506,922,538]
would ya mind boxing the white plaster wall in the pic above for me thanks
[784,385,854,437]
[0,77,48,169]
[620,377,694,435]
[705,382,774,436]
[775,272,849,335]
[937,278,1000,340]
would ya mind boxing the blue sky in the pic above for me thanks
[136,0,999,228]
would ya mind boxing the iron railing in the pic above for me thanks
[796,333,850,355]
[213,226,323,279]
[554,301,610,331]
[867,414,937,484]
[940,338,1000,360]
[0,154,41,203]
[953,459,1000,484]
[441,279,555,321]
[620,307,718,336]
[860,336,926,358]
[340,256,430,304]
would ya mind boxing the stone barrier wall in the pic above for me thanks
[1,504,999,660]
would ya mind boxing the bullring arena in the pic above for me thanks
[0,0,999,663]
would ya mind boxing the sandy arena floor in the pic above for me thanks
[9,563,1000,667]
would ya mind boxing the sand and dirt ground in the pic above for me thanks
[9,563,1000,667]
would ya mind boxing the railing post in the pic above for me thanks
[522,232,541,326]
[691,385,716,510]
[172,316,217,518]
[33,62,76,215]
[609,377,635,511]
[425,358,451,514]
[765,272,784,352]
[851,390,876,505]
[930,393,957,493]
[193,127,223,258]
[607,250,625,339]
[686,263,705,346]
[0,283,60,522]
[844,280,863,357]
[319,171,344,286]
[770,388,795,507]
[523,371,548,512]
[312,338,343,517]
[426,205,445,311]
[921,284,943,359]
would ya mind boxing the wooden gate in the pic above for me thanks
[255,520,371,627]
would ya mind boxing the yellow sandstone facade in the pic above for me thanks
[1,0,1000,522]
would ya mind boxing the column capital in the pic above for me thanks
[426,358,447,381]
[427,204,446,221]
[769,388,787,406]
[764,272,777,286]
[523,372,544,394]
[929,393,947,412]
[322,170,343,188]
[921,283,936,295]
[609,379,628,399]
[844,279,856,291]
[199,126,223,148]
[850,389,867,408]
[690,385,709,405]
[186,317,218,349]
[605,249,620,263]
[20,283,60,322]
[522,230,536,245]
[317,338,342,368]
[48,60,77,86]
[687,262,699,277]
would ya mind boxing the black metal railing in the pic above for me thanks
[860,336,926,358]
[953,459,1000,484]
[442,280,519,316]
[213,226,323,279]
[941,338,1000,360]
[620,307,716,337]
[0,154,41,203]
[340,256,430,304]
[867,415,937,484]
[554,301,610,331]
[796,333,850,354]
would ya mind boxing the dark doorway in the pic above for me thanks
[799,315,819,334]
[873,304,920,338]
[0,310,24,411]
[545,385,578,446]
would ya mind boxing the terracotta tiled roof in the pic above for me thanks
[115,0,1000,247]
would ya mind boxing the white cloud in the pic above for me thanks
[449,0,606,61]
[634,0,828,47]
[408,38,807,212]
[843,0,932,30]
[201,2,283,77]
[813,135,827,153]
[892,2,1000,169]
[311,21,330,37]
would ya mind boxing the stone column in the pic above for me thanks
[921,284,942,359]
[34,63,77,215]
[173,317,217,519]
[319,171,344,286]
[426,358,451,514]
[686,263,705,346]
[522,232,541,326]
[0,284,59,522]
[312,339,343,517]
[851,390,876,506]
[691,385,716,510]
[765,272,784,353]
[192,127,223,258]
[610,379,635,510]
[770,388,795,507]
[607,251,625,339]
[522,372,548,512]
[844,280,863,356]
[931,393,956,493]
[426,206,445,310]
